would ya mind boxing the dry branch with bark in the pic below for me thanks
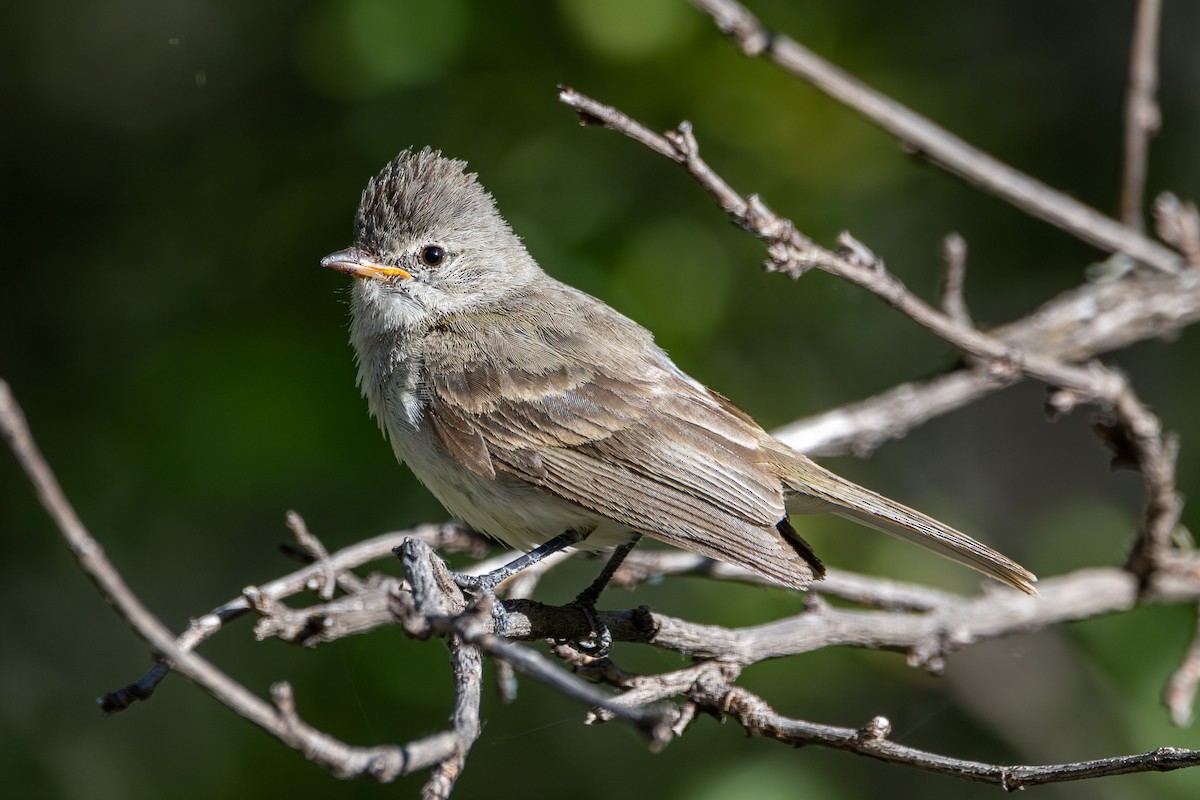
[5,1,1200,797]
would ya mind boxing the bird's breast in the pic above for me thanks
[359,339,425,436]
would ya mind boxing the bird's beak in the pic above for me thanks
[320,247,412,281]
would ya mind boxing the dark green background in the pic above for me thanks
[4,1,1200,798]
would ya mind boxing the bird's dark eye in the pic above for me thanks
[420,245,445,267]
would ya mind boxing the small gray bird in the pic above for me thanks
[322,148,1036,597]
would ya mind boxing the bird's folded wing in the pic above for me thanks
[425,349,818,587]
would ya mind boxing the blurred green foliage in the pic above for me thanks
[3,1,1200,798]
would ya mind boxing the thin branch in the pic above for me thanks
[1120,0,1163,231]
[697,684,1200,789]
[1115,404,1184,579]
[243,576,400,647]
[686,0,1183,273]
[0,380,436,781]
[1165,605,1200,726]
[615,550,961,611]
[284,510,337,600]
[938,233,972,328]
[775,267,1200,456]
[420,633,482,799]
[100,521,484,713]
[557,86,1167,414]
[448,564,1200,676]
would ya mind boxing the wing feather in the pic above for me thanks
[435,363,785,528]
[427,401,495,479]
[421,311,818,588]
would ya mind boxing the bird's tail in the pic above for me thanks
[778,450,1037,595]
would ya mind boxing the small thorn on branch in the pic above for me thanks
[837,231,881,271]
[693,0,771,56]
[857,715,892,744]
[665,120,699,160]
[270,680,299,722]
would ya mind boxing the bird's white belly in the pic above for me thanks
[383,397,634,553]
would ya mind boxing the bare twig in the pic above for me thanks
[421,631,482,800]
[938,233,972,328]
[1166,604,1200,727]
[100,521,484,712]
[645,568,1188,668]
[696,684,1200,789]
[687,0,1182,273]
[0,380,445,782]
[1116,411,1184,580]
[1121,0,1163,231]
[243,575,400,647]
[557,86,1172,420]
[774,266,1200,457]
[616,550,959,611]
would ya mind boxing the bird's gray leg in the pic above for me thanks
[452,529,586,594]
[453,530,587,637]
[567,535,641,657]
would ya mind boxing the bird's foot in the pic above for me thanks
[449,570,517,636]
[557,537,640,657]
[564,595,613,658]
[450,530,590,637]
[451,570,500,595]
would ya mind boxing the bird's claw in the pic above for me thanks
[451,570,499,595]
[564,598,613,658]
[450,571,514,636]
